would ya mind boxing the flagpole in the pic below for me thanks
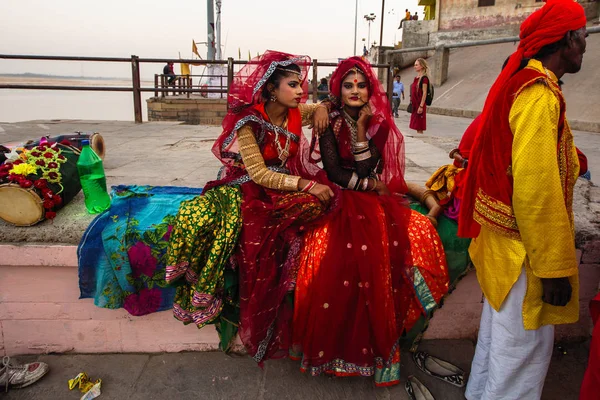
[207,0,215,60]
[353,0,358,55]
[216,0,222,60]
[379,0,385,47]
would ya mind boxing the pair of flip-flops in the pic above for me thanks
[404,351,465,400]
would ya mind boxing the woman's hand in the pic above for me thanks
[309,183,335,203]
[311,106,329,136]
[374,180,390,196]
[357,104,373,129]
[417,105,424,115]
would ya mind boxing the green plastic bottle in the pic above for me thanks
[77,140,111,213]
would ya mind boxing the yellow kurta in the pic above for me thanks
[469,59,580,330]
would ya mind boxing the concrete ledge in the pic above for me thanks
[1,244,77,267]
[1,243,598,356]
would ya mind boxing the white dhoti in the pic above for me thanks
[465,269,554,400]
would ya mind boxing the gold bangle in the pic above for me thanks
[420,189,436,204]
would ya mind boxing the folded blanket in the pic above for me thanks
[78,185,203,316]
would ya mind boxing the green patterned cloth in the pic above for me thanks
[166,185,243,351]
[402,202,472,350]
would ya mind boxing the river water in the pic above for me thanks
[0,77,156,123]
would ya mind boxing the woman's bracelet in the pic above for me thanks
[353,141,369,151]
[368,178,377,191]
[348,173,359,190]
[354,149,371,161]
[421,189,436,203]
[302,180,317,193]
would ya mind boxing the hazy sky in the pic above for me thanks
[0,0,422,79]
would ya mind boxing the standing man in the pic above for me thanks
[458,0,588,398]
[391,75,404,117]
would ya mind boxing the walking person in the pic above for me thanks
[409,58,429,134]
[391,75,404,117]
[458,0,589,398]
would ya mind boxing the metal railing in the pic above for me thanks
[0,54,393,123]
[155,74,226,98]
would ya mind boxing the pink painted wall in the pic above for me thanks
[0,245,598,356]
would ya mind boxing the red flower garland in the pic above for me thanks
[0,141,70,220]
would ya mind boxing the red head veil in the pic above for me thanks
[315,56,407,192]
[458,0,586,238]
[210,50,320,183]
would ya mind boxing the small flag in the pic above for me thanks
[180,63,191,76]
[192,40,200,58]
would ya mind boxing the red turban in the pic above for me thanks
[489,0,586,115]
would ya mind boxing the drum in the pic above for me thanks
[0,132,105,160]
[0,144,82,226]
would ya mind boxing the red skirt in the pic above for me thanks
[237,181,325,363]
[292,190,448,386]
[409,106,427,131]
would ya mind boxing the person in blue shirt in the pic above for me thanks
[391,75,404,117]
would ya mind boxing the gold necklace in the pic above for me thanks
[342,109,358,147]
[265,108,291,166]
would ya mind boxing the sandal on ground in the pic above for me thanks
[405,375,435,400]
[412,351,465,387]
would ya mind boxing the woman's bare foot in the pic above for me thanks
[417,130,424,134]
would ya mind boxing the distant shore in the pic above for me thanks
[0,73,127,80]
[0,75,153,86]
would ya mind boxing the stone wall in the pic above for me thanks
[429,25,519,47]
[439,0,540,31]
[438,0,597,31]
[147,97,227,125]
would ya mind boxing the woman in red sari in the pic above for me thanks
[409,58,430,134]
[165,50,333,360]
[292,57,449,386]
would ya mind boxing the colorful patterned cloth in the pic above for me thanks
[78,185,203,315]
[166,185,243,350]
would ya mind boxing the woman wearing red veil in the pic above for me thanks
[291,57,449,386]
[165,51,334,361]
